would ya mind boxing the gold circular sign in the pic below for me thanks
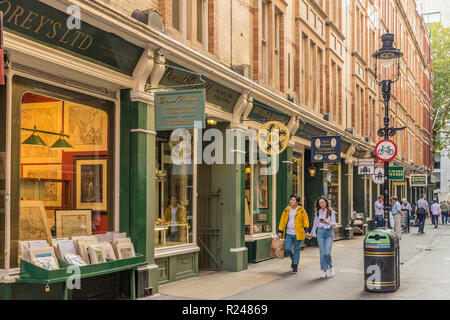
[257,121,290,155]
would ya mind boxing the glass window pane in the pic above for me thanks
[15,87,113,267]
[172,0,181,30]
[155,130,193,248]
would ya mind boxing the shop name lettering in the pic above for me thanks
[0,1,93,50]
[252,106,288,123]
[161,68,236,106]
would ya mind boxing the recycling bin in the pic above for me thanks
[364,228,400,292]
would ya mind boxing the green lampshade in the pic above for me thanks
[50,136,73,149]
[22,131,47,147]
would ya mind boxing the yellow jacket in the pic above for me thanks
[278,205,310,240]
[164,205,187,223]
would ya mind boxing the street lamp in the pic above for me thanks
[373,32,405,228]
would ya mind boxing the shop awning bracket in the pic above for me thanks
[146,62,206,91]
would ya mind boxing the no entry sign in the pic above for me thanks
[375,139,397,162]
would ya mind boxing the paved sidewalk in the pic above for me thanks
[146,218,450,300]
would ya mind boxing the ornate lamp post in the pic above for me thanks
[372,33,405,228]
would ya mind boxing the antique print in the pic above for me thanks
[19,200,52,245]
[28,247,59,270]
[55,210,92,238]
[20,101,63,164]
[75,159,107,211]
[64,102,108,151]
[257,173,268,209]
[116,243,135,259]
[22,165,62,208]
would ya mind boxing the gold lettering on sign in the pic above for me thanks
[46,21,61,39]
[7,5,24,24]
[78,34,93,50]
[70,31,84,47]
[59,28,72,44]
[0,0,12,17]
[19,10,38,30]
[34,15,52,33]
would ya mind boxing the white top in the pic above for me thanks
[311,208,336,237]
[431,203,441,216]
[170,205,179,232]
[286,207,297,235]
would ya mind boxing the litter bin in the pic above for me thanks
[364,228,400,292]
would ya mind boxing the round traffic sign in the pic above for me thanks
[375,139,397,162]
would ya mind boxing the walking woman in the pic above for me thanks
[306,196,337,279]
[277,195,310,273]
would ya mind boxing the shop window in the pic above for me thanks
[292,152,303,204]
[16,91,113,266]
[323,163,340,224]
[155,131,193,248]
[245,141,273,236]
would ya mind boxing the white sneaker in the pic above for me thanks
[328,267,335,278]
[321,271,327,279]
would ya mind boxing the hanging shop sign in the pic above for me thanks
[375,139,397,162]
[155,89,206,131]
[248,100,291,125]
[257,121,290,155]
[295,121,328,141]
[0,0,143,75]
[358,158,375,175]
[311,136,341,163]
[410,174,427,187]
[388,166,404,180]
[155,61,241,114]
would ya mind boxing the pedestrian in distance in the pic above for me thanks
[305,196,337,279]
[415,194,430,234]
[401,198,412,232]
[440,201,449,225]
[431,199,441,229]
[391,196,403,239]
[277,194,310,273]
[374,195,385,228]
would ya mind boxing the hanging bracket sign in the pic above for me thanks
[155,89,206,131]
[311,136,342,163]
[358,158,375,175]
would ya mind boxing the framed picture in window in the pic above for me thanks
[55,209,92,238]
[75,158,107,212]
[258,174,268,209]
[19,200,52,245]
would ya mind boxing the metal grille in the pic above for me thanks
[197,190,222,271]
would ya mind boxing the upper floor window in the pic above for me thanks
[172,0,181,31]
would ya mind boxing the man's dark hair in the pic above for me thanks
[290,194,301,204]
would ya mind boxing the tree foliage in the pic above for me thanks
[428,22,450,155]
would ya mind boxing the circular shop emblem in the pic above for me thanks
[375,139,397,162]
[263,224,272,232]
[258,121,290,155]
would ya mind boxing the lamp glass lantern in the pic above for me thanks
[308,165,317,177]
[372,33,403,83]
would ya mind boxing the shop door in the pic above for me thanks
[197,190,222,271]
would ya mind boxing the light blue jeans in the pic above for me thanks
[317,227,334,271]
[284,234,301,265]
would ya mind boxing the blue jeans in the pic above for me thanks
[375,215,384,228]
[418,214,426,233]
[284,234,301,265]
[442,212,448,224]
[317,228,334,271]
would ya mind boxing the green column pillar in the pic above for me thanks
[341,161,350,230]
[276,147,292,226]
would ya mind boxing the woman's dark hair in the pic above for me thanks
[290,194,301,204]
[315,196,331,219]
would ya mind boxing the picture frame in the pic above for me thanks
[21,164,63,207]
[19,200,52,245]
[116,243,136,260]
[75,158,107,212]
[258,174,268,209]
[87,245,106,264]
[55,209,92,238]
[28,247,59,270]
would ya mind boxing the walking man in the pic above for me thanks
[391,196,403,239]
[278,194,310,273]
[431,199,441,229]
[415,194,430,234]
[374,195,385,228]
[441,201,449,225]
